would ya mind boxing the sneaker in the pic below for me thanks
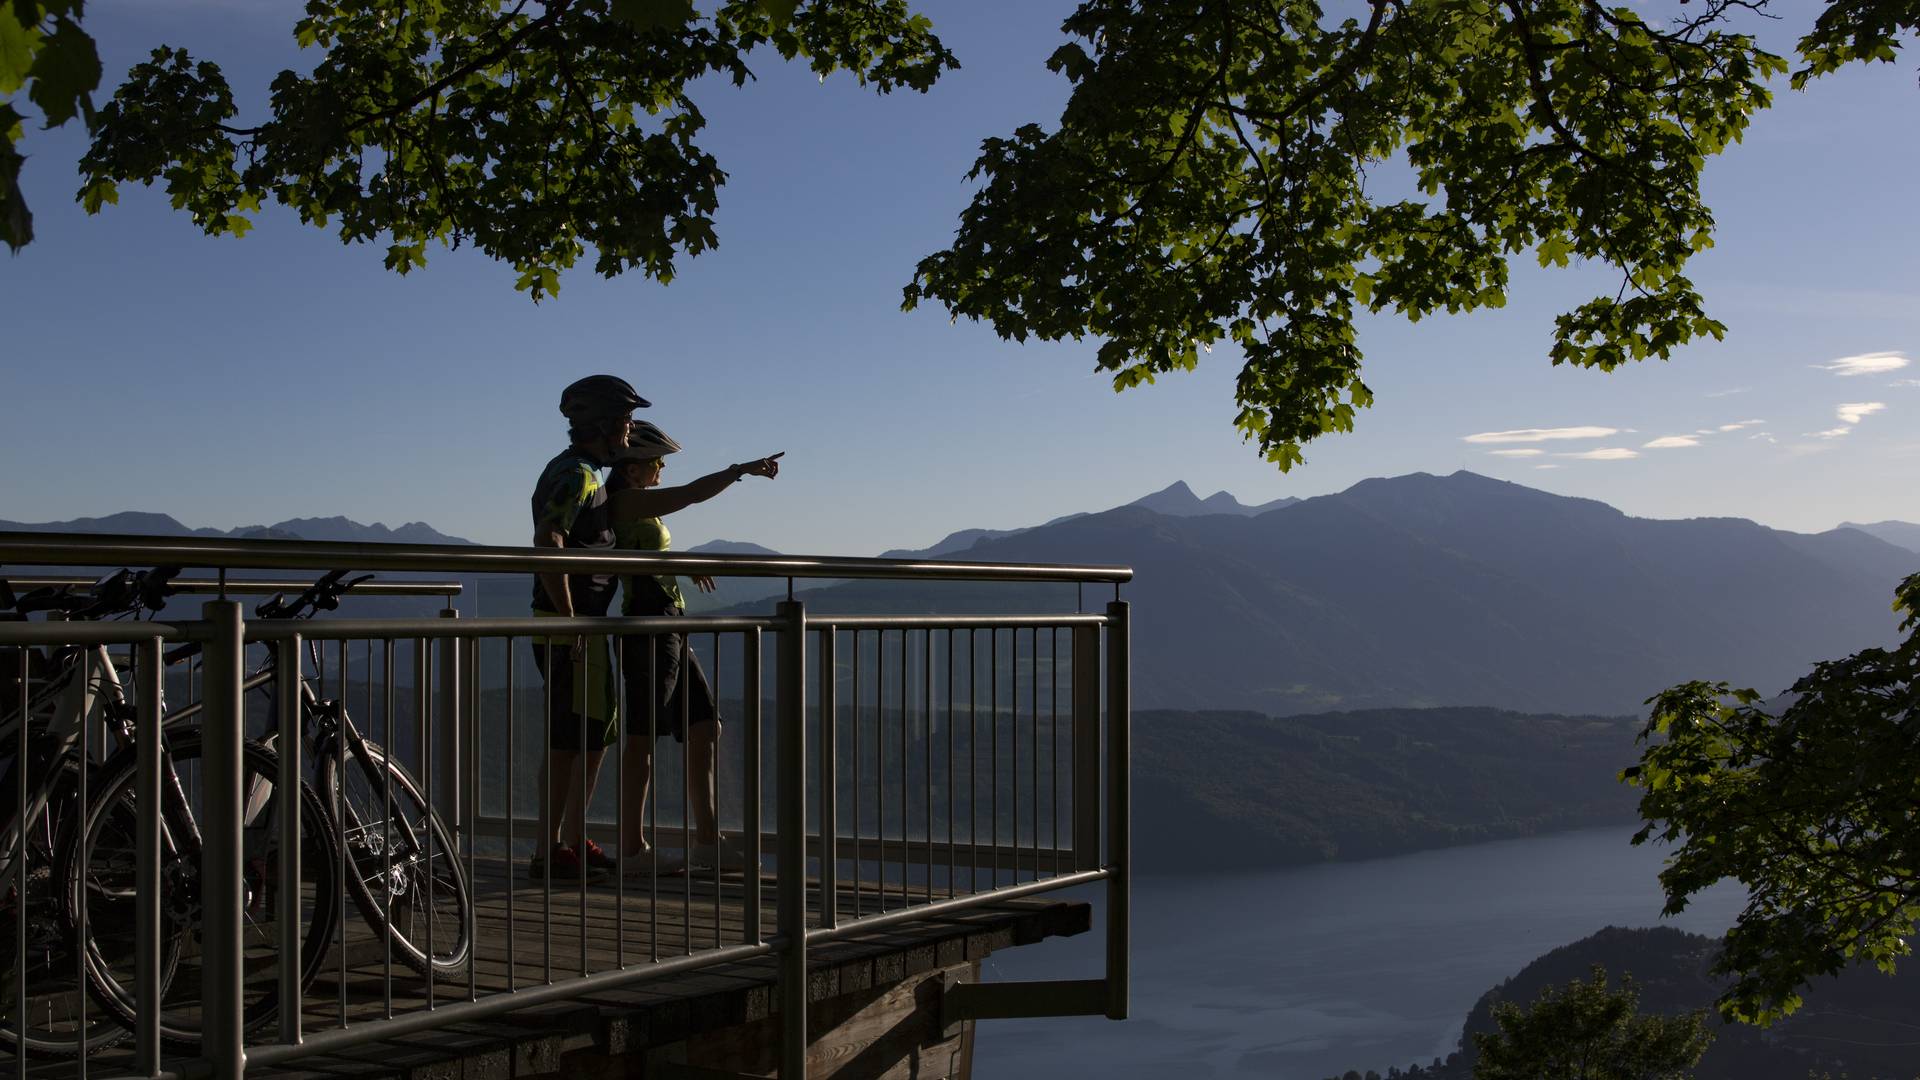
[527,842,608,883]
[581,838,617,872]
[619,842,686,879]
[686,837,755,873]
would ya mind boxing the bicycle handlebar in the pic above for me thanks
[254,570,373,622]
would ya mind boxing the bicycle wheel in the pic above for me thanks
[0,759,128,1057]
[318,735,471,976]
[60,731,339,1050]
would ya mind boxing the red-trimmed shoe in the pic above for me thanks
[527,842,608,883]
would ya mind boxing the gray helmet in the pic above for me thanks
[611,421,683,464]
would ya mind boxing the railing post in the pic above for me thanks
[135,637,163,1077]
[1104,600,1130,1022]
[201,599,248,1077]
[776,600,808,1078]
[1070,623,1101,872]
[438,607,461,829]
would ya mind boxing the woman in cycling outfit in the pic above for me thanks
[607,421,781,873]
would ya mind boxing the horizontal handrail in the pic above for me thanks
[0,531,1133,584]
[241,614,783,639]
[4,575,464,597]
[0,621,195,646]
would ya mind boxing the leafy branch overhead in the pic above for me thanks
[904,0,1911,468]
[68,0,954,297]
[1626,572,1920,1025]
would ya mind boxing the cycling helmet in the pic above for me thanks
[611,421,683,463]
[559,374,650,418]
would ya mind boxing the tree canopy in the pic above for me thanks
[2,0,1916,464]
[1626,572,1920,1025]
[1472,966,1712,1080]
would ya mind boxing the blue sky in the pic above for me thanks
[2,0,1916,555]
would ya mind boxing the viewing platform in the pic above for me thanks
[0,533,1132,1079]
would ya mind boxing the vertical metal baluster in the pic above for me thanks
[946,628,955,900]
[924,627,933,903]
[1031,626,1040,885]
[648,632,658,965]
[75,648,87,1075]
[991,627,999,890]
[1052,627,1061,879]
[542,639,552,985]
[968,628,977,895]
[15,648,26,1079]
[681,634,691,957]
[579,639,590,980]
[878,629,888,914]
[384,638,395,1019]
[339,641,351,1027]
[614,635,625,968]
[815,626,834,933]
[711,632,722,950]
[278,635,304,1046]
[505,637,517,993]
[136,637,162,1075]
[1012,627,1020,887]
[467,636,480,1002]
[744,627,764,945]
[852,622,860,914]
[898,629,908,909]
[418,637,434,1009]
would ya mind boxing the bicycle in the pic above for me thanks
[130,570,473,978]
[3,568,340,1055]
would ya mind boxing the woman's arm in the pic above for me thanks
[610,454,782,521]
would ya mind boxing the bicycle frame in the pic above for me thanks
[0,644,138,885]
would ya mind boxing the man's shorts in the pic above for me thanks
[530,634,619,752]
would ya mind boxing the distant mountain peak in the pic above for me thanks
[1126,482,1297,518]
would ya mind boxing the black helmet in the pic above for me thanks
[559,374,649,418]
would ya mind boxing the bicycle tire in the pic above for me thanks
[0,758,130,1058]
[59,731,340,1050]
[318,735,472,977]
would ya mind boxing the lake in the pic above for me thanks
[970,825,1748,1079]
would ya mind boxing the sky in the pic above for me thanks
[2,0,1917,556]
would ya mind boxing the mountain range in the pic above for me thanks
[6,476,1915,717]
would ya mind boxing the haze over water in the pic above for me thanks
[973,826,1748,1080]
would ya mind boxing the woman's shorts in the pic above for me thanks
[617,619,719,743]
[531,636,619,752]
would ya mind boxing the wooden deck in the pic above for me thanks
[10,856,1092,1079]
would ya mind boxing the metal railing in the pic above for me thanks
[0,532,1131,1079]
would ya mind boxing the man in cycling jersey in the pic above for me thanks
[529,374,647,882]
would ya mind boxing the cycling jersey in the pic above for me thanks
[615,515,686,614]
[529,448,617,616]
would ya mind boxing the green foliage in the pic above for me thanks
[901,0,1808,467]
[2,0,102,249]
[1472,966,1712,1080]
[73,0,955,298]
[1625,573,1920,1025]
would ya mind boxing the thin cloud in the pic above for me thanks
[1534,464,1561,470]
[1487,448,1546,457]
[1893,379,1920,388]
[1816,351,1910,377]
[1463,426,1619,444]
[1705,387,1752,398]
[1808,426,1855,439]
[1837,402,1886,425]
[1557,448,1640,461]
[1718,419,1765,431]
[1644,436,1701,449]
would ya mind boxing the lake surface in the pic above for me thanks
[970,826,1747,1080]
